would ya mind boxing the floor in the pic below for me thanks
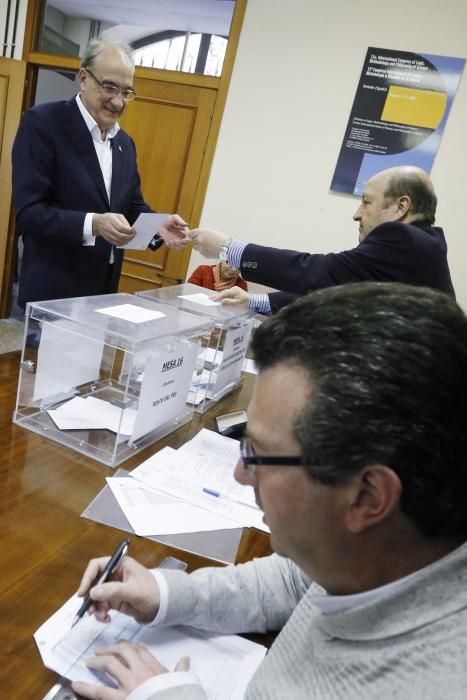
[1,269,25,354]
[0,318,24,354]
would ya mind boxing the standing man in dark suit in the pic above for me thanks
[189,166,455,313]
[12,37,189,307]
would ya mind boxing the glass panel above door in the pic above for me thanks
[37,0,235,76]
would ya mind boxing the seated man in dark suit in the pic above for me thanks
[12,36,189,308]
[190,166,455,313]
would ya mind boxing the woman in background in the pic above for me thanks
[188,262,248,292]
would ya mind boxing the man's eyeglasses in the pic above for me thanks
[240,437,305,479]
[85,68,137,102]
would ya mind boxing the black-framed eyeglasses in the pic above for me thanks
[85,68,137,102]
[240,437,305,479]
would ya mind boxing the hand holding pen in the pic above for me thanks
[72,538,130,627]
[74,543,162,625]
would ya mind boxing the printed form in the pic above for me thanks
[35,592,266,699]
[125,429,268,533]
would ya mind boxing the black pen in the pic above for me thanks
[71,538,130,628]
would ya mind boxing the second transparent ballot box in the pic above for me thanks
[136,283,254,413]
[13,293,213,467]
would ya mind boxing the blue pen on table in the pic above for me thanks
[202,486,258,511]
[71,538,130,628]
[202,487,222,498]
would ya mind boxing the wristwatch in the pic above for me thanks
[218,238,232,262]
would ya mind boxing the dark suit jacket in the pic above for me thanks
[239,221,455,313]
[12,97,152,306]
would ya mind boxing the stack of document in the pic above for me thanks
[188,347,221,405]
[106,428,268,536]
[35,591,267,698]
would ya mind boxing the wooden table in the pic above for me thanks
[0,351,271,698]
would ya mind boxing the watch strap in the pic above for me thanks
[219,238,232,262]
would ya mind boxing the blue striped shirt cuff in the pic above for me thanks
[226,240,272,315]
[227,239,248,269]
[249,293,272,315]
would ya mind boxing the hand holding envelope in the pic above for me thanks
[118,213,190,250]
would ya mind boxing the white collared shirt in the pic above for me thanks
[75,94,120,258]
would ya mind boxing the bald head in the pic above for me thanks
[380,166,437,225]
[353,166,437,241]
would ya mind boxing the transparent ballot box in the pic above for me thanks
[135,283,254,413]
[14,294,213,467]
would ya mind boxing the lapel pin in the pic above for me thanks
[118,145,122,152]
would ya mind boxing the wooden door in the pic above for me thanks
[118,77,217,294]
[0,58,26,315]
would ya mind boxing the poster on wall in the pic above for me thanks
[330,47,465,196]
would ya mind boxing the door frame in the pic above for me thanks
[0,58,27,317]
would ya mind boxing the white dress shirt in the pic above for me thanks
[75,94,120,261]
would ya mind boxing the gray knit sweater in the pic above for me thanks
[135,542,467,699]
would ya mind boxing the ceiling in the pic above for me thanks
[47,0,236,44]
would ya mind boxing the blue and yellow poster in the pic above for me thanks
[331,47,465,195]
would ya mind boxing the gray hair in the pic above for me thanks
[80,37,134,70]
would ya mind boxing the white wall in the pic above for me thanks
[193,0,467,306]
[0,0,28,59]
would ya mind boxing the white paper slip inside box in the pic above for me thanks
[118,212,170,249]
[34,592,266,698]
[199,346,220,369]
[47,396,103,430]
[47,396,137,434]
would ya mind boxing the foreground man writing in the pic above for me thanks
[190,165,454,313]
[74,282,467,699]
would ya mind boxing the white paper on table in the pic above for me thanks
[130,472,268,532]
[175,429,257,507]
[47,395,137,434]
[117,212,170,249]
[34,592,266,698]
[129,448,264,530]
[129,445,178,482]
[178,292,221,306]
[95,303,166,324]
[106,477,242,535]
[128,431,269,533]
[33,320,104,402]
